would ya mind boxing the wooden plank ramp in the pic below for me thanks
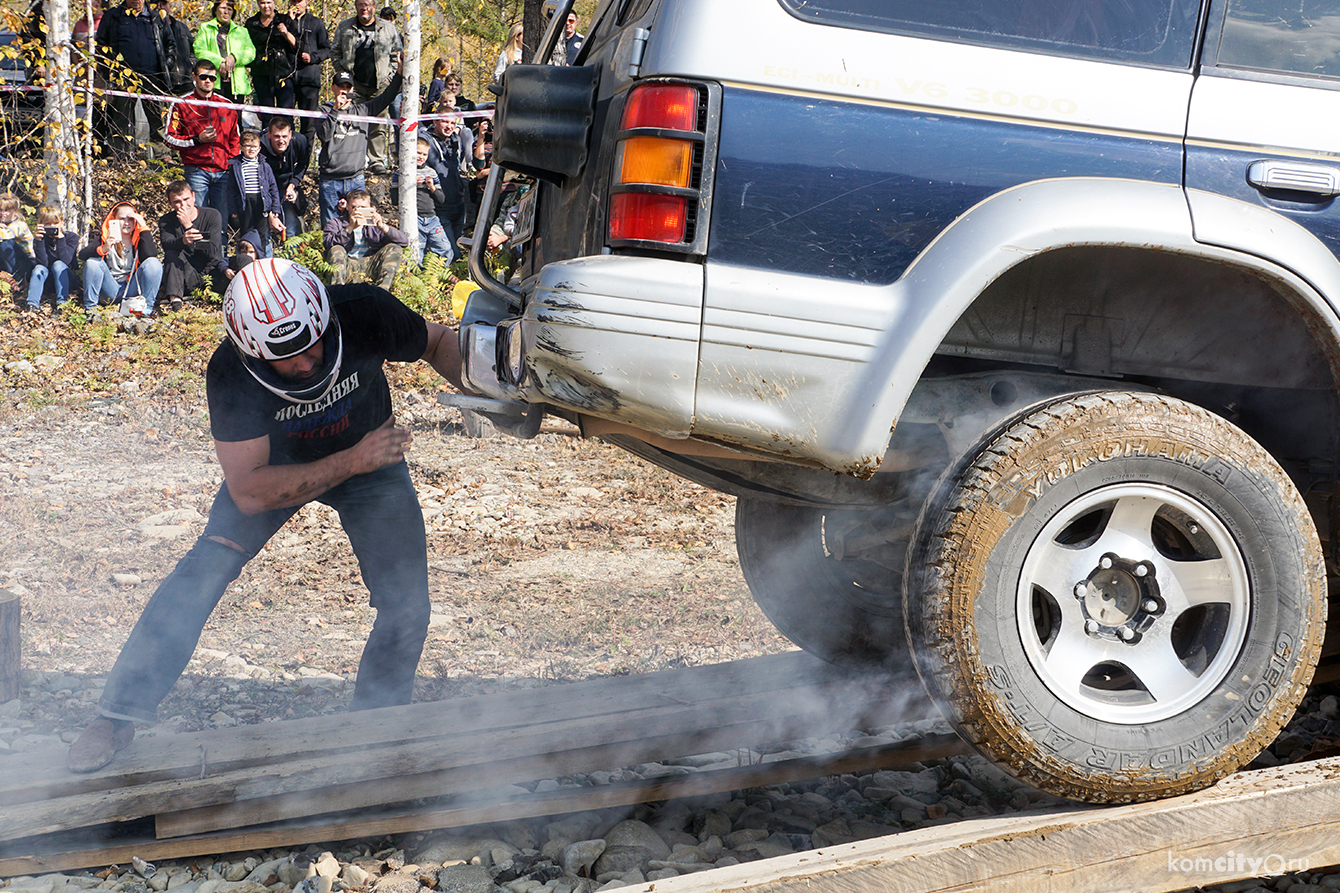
[637,754,1340,893]
[0,651,942,872]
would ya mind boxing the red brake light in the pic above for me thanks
[609,193,688,243]
[621,84,698,131]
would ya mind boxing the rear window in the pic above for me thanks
[1210,0,1340,78]
[777,0,1202,69]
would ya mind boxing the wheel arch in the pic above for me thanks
[837,178,1340,476]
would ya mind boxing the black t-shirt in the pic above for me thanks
[207,285,428,465]
[351,20,378,88]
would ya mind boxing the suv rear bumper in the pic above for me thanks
[460,255,705,438]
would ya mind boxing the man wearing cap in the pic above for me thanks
[316,66,402,228]
[331,0,402,175]
[64,257,468,773]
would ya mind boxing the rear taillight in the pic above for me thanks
[608,82,706,248]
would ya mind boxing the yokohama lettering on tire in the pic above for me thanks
[904,391,1325,803]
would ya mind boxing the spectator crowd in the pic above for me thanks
[4,0,589,320]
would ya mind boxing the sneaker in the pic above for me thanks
[67,718,135,773]
[368,163,389,175]
[169,296,183,313]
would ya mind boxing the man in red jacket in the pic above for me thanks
[165,58,240,216]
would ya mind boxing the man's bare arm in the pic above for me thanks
[215,418,412,515]
[422,321,466,392]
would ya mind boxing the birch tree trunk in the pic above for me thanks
[398,0,422,267]
[42,0,79,220]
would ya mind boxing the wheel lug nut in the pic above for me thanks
[1135,565,1148,577]
[1189,524,1199,534]
[1118,627,1135,641]
[1075,582,1087,597]
[1085,620,1100,634]
[1100,557,1113,569]
[1142,599,1159,612]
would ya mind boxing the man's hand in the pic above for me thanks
[268,212,285,233]
[487,231,507,251]
[301,51,311,63]
[200,124,217,142]
[216,417,409,515]
[334,91,351,110]
[183,226,202,244]
[348,419,413,476]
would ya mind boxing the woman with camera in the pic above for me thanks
[80,201,163,321]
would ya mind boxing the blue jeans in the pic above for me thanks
[0,239,33,281]
[439,206,465,263]
[98,461,431,722]
[82,256,165,312]
[27,260,70,309]
[319,175,365,230]
[417,214,451,265]
[184,166,230,217]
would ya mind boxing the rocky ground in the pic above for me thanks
[3,308,1340,893]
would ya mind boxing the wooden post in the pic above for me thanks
[0,589,19,703]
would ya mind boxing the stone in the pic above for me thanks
[692,811,731,841]
[870,769,940,797]
[495,820,538,851]
[602,821,670,860]
[722,829,768,849]
[645,869,679,881]
[812,820,856,848]
[590,846,652,878]
[244,859,286,884]
[276,859,315,887]
[417,836,516,865]
[435,866,494,893]
[340,865,370,888]
[560,840,607,877]
[294,878,332,893]
[1321,695,1339,718]
[738,833,795,860]
[370,873,418,893]
[222,865,248,883]
[313,854,341,879]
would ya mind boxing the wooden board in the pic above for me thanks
[640,754,1340,893]
[0,737,971,877]
[0,651,860,806]
[0,652,934,841]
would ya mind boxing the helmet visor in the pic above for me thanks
[236,316,345,404]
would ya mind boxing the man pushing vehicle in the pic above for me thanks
[67,258,465,772]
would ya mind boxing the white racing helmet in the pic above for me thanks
[222,258,344,404]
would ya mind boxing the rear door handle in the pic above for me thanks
[1246,159,1340,196]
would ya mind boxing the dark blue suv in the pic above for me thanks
[460,0,1340,804]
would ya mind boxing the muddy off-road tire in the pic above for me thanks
[905,391,1325,803]
[736,498,911,666]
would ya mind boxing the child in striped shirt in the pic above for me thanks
[225,130,284,256]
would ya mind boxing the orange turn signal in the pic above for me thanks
[618,137,693,188]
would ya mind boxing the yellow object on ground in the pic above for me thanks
[452,280,479,321]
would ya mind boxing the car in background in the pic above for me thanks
[0,30,44,151]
